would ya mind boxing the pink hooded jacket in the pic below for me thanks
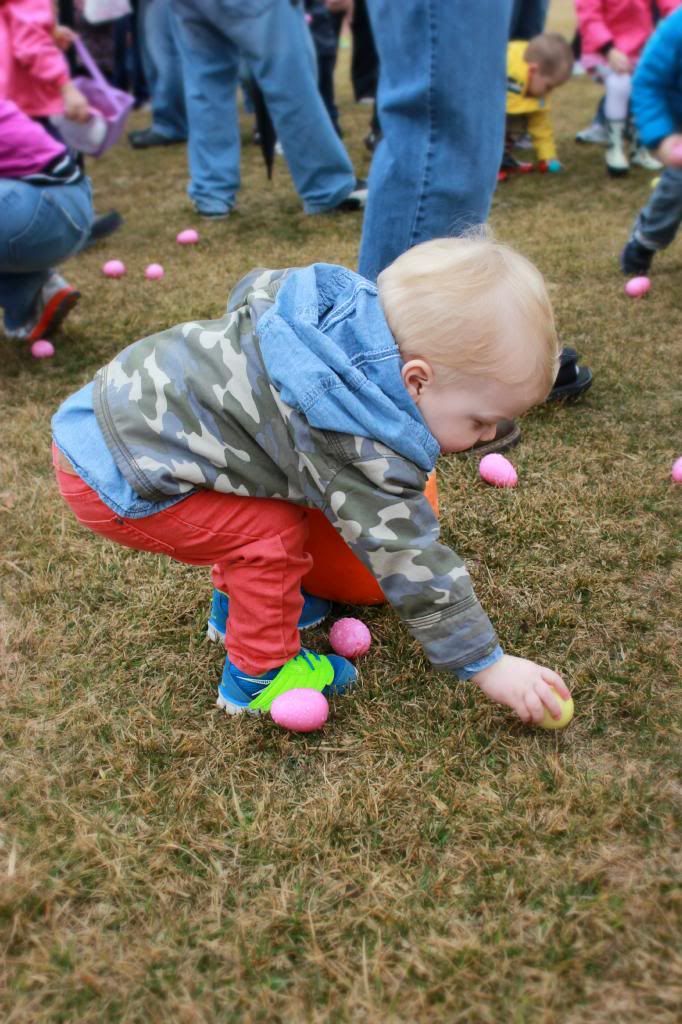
[575,0,654,63]
[0,0,70,117]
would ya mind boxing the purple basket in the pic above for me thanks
[68,37,134,157]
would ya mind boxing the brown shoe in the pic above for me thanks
[461,418,521,458]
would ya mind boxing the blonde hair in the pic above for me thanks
[524,32,573,82]
[377,232,560,398]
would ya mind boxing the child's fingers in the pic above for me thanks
[539,668,570,700]
[524,688,546,724]
[534,680,562,719]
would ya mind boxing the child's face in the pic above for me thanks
[402,360,537,453]
[527,63,570,98]
[527,66,554,98]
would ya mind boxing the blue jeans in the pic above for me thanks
[358,0,512,281]
[509,0,549,39]
[634,167,682,251]
[0,177,92,330]
[170,0,357,214]
[138,0,187,141]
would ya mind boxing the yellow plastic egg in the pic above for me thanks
[539,690,575,730]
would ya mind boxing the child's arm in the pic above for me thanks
[632,10,682,153]
[323,450,569,722]
[8,3,71,89]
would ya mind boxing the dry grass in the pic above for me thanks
[1,3,681,1021]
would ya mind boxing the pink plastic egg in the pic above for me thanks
[176,228,199,245]
[31,339,55,359]
[102,259,126,278]
[671,142,682,162]
[479,453,518,488]
[145,263,165,280]
[624,276,651,298]
[270,689,329,732]
[329,617,372,658]
[672,457,682,483]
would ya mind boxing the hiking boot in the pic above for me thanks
[630,146,663,172]
[461,419,522,458]
[217,648,356,714]
[575,121,608,145]
[606,120,629,176]
[5,271,79,342]
[620,237,654,275]
[128,127,185,149]
[207,589,331,644]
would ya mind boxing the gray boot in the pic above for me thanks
[606,119,630,176]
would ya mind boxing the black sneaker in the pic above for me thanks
[547,346,593,402]
[128,127,185,149]
[80,210,123,251]
[328,178,368,213]
[620,237,654,275]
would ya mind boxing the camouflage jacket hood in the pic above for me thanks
[93,267,498,673]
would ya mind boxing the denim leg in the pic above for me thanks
[358,0,512,281]
[633,167,682,251]
[509,0,549,39]
[171,0,241,213]
[226,0,355,211]
[141,0,187,140]
[0,178,92,329]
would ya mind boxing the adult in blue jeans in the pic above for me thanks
[130,0,187,149]
[0,101,93,344]
[169,0,366,218]
[358,0,513,282]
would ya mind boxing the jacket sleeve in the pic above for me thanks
[526,106,557,160]
[574,0,613,56]
[323,453,499,673]
[632,11,682,150]
[8,5,70,87]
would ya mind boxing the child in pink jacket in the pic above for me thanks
[575,0,667,175]
[0,0,89,123]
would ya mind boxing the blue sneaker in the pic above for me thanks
[207,588,331,643]
[216,648,356,715]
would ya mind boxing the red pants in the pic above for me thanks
[53,448,317,676]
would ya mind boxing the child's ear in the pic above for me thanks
[401,358,435,400]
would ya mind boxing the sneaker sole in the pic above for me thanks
[216,692,260,716]
[461,422,522,459]
[29,288,80,343]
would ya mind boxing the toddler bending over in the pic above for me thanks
[52,234,571,724]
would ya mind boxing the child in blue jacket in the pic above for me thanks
[621,9,682,274]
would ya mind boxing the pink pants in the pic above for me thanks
[53,447,315,675]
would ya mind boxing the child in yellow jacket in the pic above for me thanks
[502,33,573,178]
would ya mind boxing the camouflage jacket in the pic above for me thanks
[93,266,499,673]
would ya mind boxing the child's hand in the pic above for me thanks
[657,134,682,167]
[472,654,570,725]
[607,48,631,74]
[54,25,77,51]
[62,82,90,123]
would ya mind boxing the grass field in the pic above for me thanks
[1,3,681,1021]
